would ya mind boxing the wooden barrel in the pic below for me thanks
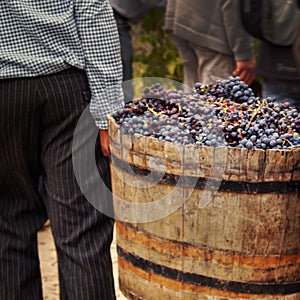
[108,115,300,300]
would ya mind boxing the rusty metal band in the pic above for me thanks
[111,154,300,194]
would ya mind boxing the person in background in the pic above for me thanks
[256,41,300,110]
[165,0,256,88]
[109,0,166,101]
[294,19,300,75]
[294,1,300,74]
[254,0,300,110]
[0,1,123,299]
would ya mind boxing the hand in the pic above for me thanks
[99,129,109,157]
[232,57,256,85]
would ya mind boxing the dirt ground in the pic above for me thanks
[37,221,127,300]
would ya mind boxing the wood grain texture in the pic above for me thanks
[108,115,300,299]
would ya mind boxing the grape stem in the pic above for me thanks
[247,101,264,127]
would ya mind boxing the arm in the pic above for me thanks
[74,0,124,156]
[74,0,124,131]
[221,0,256,85]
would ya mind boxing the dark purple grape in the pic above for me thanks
[112,80,300,149]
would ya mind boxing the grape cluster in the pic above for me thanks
[195,76,255,103]
[112,78,300,149]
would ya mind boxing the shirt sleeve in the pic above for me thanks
[74,0,124,129]
[220,0,254,62]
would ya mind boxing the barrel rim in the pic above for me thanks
[107,114,300,153]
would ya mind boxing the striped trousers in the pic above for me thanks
[0,69,116,300]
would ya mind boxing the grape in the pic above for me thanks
[112,79,300,150]
[245,141,254,149]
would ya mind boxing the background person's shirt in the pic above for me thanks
[109,0,166,23]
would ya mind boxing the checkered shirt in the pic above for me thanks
[0,0,124,129]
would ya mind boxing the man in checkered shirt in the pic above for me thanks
[0,1,124,299]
